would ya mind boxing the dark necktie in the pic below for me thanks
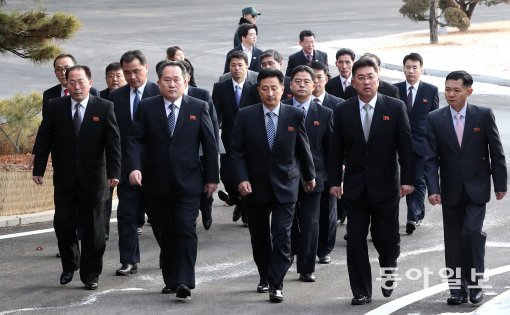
[133,88,140,118]
[406,86,414,113]
[167,103,176,137]
[306,54,313,64]
[313,98,321,105]
[73,103,82,137]
[266,112,276,150]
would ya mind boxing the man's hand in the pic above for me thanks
[204,183,218,198]
[304,179,316,192]
[29,154,35,169]
[108,178,119,188]
[129,170,142,186]
[400,185,414,197]
[428,194,442,205]
[329,185,343,199]
[32,176,43,185]
[495,191,506,200]
[238,181,252,197]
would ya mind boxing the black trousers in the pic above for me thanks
[247,200,295,290]
[442,188,486,296]
[317,189,338,257]
[116,183,143,265]
[53,186,105,284]
[343,191,400,297]
[293,191,321,274]
[156,192,201,290]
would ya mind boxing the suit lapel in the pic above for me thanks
[273,104,288,153]
[154,96,171,140]
[306,102,318,138]
[253,104,270,154]
[348,99,366,145]
[173,95,190,138]
[441,107,461,151]
[461,103,476,150]
[79,96,96,138]
[239,81,253,108]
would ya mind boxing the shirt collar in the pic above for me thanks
[130,80,148,96]
[358,94,378,111]
[184,86,189,95]
[164,96,183,109]
[340,76,351,85]
[263,103,280,116]
[450,102,467,117]
[292,97,312,112]
[241,43,253,52]
[71,95,90,110]
[315,92,326,103]
[232,79,245,89]
[406,80,420,91]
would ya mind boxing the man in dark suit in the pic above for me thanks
[345,53,400,100]
[325,48,355,100]
[424,70,507,306]
[394,53,439,235]
[328,58,414,305]
[247,49,293,104]
[285,30,328,77]
[99,61,127,240]
[213,51,255,225]
[283,65,333,283]
[233,6,261,48]
[32,65,121,290]
[231,68,316,303]
[127,61,219,300]
[109,50,161,277]
[224,23,263,74]
[309,61,344,264]
[42,54,100,118]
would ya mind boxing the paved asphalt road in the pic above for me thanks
[1,1,510,314]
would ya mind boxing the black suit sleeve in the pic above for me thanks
[424,113,441,195]
[328,106,345,187]
[486,108,507,192]
[396,100,414,186]
[295,112,315,182]
[32,100,55,177]
[104,102,121,180]
[230,113,249,184]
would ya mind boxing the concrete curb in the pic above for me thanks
[0,199,119,228]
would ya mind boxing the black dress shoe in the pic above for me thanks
[351,295,372,305]
[116,263,138,276]
[84,282,98,290]
[470,289,484,304]
[299,273,316,282]
[381,281,395,297]
[406,221,417,235]
[257,282,269,293]
[162,286,175,294]
[318,254,331,264]
[446,294,468,305]
[269,288,284,303]
[218,190,234,206]
[60,271,74,285]
[232,205,242,222]
[175,284,191,300]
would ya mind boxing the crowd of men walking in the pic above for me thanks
[30,6,507,307]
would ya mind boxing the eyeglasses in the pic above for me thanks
[54,67,70,74]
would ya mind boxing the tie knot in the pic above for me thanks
[267,111,275,118]
[134,88,139,94]
[455,112,462,120]
[75,103,81,110]
[363,103,371,112]
[408,86,414,91]
[169,103,175,111]
[313,98,320,104]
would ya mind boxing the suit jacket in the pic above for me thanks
[319,92,344,110]
[42,84,99,118]
[223,45,263,74]
[394,81,439,156]
[328,94,414,202]
[230,103,315,204]
[345,80,400,100]
[212,78,255,152]
[424,104,507,206]
[187,86,223,153]
[282,99,333,192]
[325,75,350,100]
[100,88,110,99]
[33,95,121,203]
[247,76,293,106]
[285,50,328,77]
[109,81,160,181]
[218,70,258,84]
[126,95,219,199]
